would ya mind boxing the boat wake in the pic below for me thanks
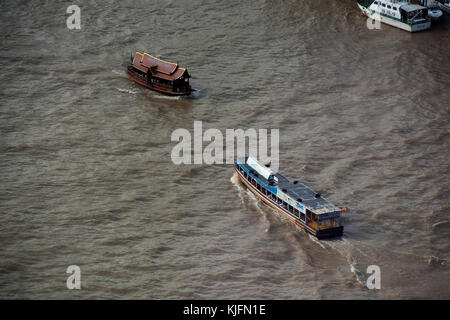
[152,94,181,101]
[308,234,326,249]
[323,238,367,287]
[230,172,271,232]
[230,172,246,205]
[112,69,126,75]
[230,172,375,288]
[349,262,367,287]
[116,87,137,95]
[183,88,205,99]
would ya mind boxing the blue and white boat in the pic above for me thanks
[234,157,345,239]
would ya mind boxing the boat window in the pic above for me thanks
[300,213,305,221]
[288,205,294,213]
[382,3,386,7]
[387,5,391,9]
[393,7,397,10]
[294,208,300,218]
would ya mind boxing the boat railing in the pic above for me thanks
[152,80,173,88]
[408,17,429,24]
[407,10,430,24]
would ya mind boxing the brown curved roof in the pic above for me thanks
[132,52,188,81]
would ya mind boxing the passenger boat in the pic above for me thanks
[437,0,450,13]
[126,51,193,96]
[235,157,344,239]
[357,0,431,32]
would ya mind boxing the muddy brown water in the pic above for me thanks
[0,0,449,299]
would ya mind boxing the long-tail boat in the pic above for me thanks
[235,156,345,239]
[126,51,193,96]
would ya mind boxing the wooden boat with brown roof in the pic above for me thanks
[126,51,193,96]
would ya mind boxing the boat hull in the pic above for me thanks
[358,4,431,32]
[235,168,343,240]
[126,67,193,96]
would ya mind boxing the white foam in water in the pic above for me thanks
[322,238,366,287]
[153,94,181,101]
[230,172,270,231]
[230,172,246,204]
[249,194,271,230]
[231,172,367,282]
[246,189,257,200]
[308,234,326,249]
[116,88,137,94]
[230,172,240,186]
[112,69,125,76]
[431,220,449,228]
[349,262,366,287]
[186,89,201,99]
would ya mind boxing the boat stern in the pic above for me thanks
[316,226,344,239]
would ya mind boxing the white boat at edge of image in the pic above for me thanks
[357,0,431,32]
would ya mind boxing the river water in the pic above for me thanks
[0,0,449,299]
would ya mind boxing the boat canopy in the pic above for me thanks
[132,52,189,81]
[247,157,276,181]
[401,4,426,12]
[237,157,339,215]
